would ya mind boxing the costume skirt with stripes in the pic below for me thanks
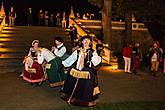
[23,62,45,83]
[46,57,66,87]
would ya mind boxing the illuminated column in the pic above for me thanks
[0,2,5,16]
[69,6,75,19]
[132,13,136,22]
[62,12,66,28]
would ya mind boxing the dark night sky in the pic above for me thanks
[1,0,100,25]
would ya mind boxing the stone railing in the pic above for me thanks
[0,15,6,33]
[69,18,88,37]
[77,19,148,31]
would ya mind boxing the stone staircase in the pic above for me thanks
[0,26,71,73]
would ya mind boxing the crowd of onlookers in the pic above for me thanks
[122,41,164,76]
[7,6,98,27]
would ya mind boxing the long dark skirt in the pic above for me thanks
[46,57,66,87]
[61,67,100,106]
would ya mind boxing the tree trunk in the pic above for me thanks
[124,10,132,45]
[101,0,112,49]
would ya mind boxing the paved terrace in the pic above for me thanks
[0,26,165,110]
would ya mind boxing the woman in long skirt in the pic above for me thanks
[23,40,45,85]
[37,48,66,87]
[61,35,101,107]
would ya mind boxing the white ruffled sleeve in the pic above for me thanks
[62,50,77,67]
[91,51,101,66]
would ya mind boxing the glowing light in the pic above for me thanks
[81,25,85,28]
[105,44,109,47]
[0,38,12,42]
[100,66,122,73]
[77,22,82,25]
[0,54,14,59]
[75,19,79,22]
[1,34,12,37]
[2,30,15,34]
[0,43,4,47]
[0,48,11,52]
[89,33,95,37]
[3,26,14,30]
[110,64,118,70]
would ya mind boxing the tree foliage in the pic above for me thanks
[88,0,165,25]
[112,0,165,24]
[88,0,103,8]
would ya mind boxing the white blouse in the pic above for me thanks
[62,49,101,70]
[38,48,55,64]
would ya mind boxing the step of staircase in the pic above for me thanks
[0,26,72,73]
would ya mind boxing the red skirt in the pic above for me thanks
[23,62,45,83]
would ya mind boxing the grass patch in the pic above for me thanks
[60,101,165,110]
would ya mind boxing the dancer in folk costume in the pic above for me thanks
[51,37,68,61]
[23,40,45,85]
[61,35,101,107]
[37,48,66,87]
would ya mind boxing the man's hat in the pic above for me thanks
[54,37,63,43]
[80,35,92,42]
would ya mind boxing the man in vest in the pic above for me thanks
[51,37,68,60]
[9,7,16,27]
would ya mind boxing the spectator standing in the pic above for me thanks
[122,43,132,73]
[163,57,165,74]
[148,42,162,77]
[44,11,49,26]
[27,8,33,26]
[49,14,54,27]
[156,41,164,72]
[38,9,44,26]
[69,24,77,46]
[9,7,16,27]
[56,13,61,27]
[96,39,104,66]
[132,42,142,74]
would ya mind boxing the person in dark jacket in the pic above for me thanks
[69,24,77,46]
[27,8,33,26]
[96,39,104,66]
[148,41,162,77]
[132,42,142,74]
